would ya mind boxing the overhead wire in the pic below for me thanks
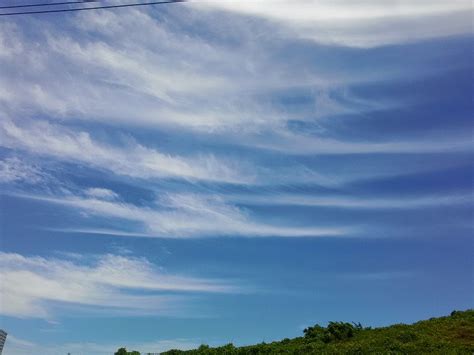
[0,0,99,10]
[0,0,184,16]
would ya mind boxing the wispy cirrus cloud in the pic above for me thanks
[199,0,472,47]
[19,190,348,238]
[84,187,120,200]
[0,251,238,319]
[250,130,473,155]
[2,119,405,188]
[4,335,199,355]
[227,192,472,209]
[0,157,45,184]
[1,119,469,194]
[0,119,253,184]
[0,16,282,132]
[1,4,469,162]
[0,7,412,135]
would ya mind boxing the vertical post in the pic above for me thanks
[0,330,7,355]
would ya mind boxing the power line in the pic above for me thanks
[0,0,184,16]
[0,0,98,10]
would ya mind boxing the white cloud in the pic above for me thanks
[0,252,237,319]
[250,130,473,155]
[19,191,349,238]
[1,4,467,159]
[227,192,472,209]
[0,8,393,135]
[198,0,472,47]
[0,119,252,184]
[0,23,23,60]
[1,15,278,132]
[85,187,119,200]
[1,119,468,194]
[199,0,469,22]
[4,335,199,355]
[0,157,44,184]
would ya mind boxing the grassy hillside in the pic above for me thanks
[160,309,474,354]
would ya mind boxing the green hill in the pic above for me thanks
[160,309,474,354]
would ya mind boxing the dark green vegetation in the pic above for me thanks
[115,347,140,355]
[159,309,474,354]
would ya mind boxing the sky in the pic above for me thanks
[0,0,473,353]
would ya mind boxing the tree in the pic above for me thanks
[303,324,326,340]
[115,348,140,355]
[303,321,361,343]
[198,344,210,351]
[324,321,356,342]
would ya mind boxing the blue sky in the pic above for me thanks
[0,0,473,353]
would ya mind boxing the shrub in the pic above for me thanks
[325,321,356,341]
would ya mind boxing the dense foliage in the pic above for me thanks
[159,309,474,354]
[115,347,140,355]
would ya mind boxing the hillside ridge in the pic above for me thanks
[158,309,474,354]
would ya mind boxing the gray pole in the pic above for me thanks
[0,330,7,355]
